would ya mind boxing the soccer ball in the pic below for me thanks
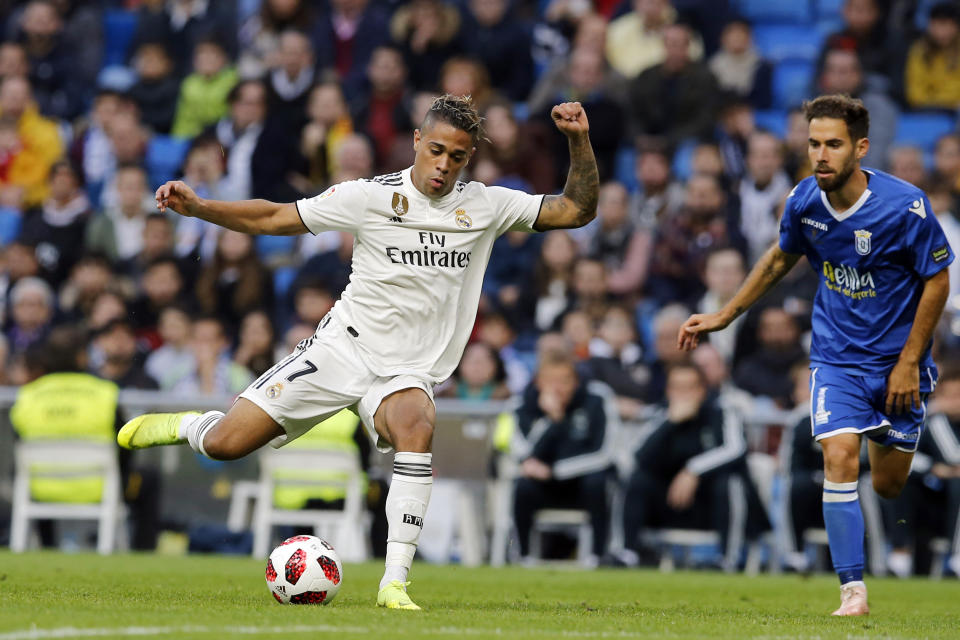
[265,535,343,605]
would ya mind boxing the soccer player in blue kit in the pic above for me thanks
[678,95,953,616]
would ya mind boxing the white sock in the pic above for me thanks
[380,451,432,590]
[180,411,224,458]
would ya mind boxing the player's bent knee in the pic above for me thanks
[394,418,434,452]
[872,475,906,499]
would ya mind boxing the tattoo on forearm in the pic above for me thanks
[563,135,599,223]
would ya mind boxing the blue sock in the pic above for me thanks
[822,479,864,584]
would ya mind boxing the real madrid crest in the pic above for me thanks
[266,382,283,399]
[854,229,872,256]
[391,192,409,216]
[455,208,472,229]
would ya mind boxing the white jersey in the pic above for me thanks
[296,167,543,383]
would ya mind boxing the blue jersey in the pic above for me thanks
[778,169,954,385]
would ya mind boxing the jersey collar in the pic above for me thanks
[402,167,463,209]
[819,185,872,222]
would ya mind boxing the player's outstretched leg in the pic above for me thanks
[374,388,434,611]
[821,434,869,616]
[118,399,284,460]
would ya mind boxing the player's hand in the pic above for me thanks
[677,312,730,351]
[521,457,553,481]
[885,359,920,414]
[551,102,590,137]
[155,180,201,217]
[667,470,699,510]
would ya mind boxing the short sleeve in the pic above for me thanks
[903,194,954,278]
[778,187,803,254]
[295,180,368,235]
[487,185,545,235]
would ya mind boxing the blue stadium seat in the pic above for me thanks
[814,0,845,20]
[0,207,21,245]
[736,0,814,24]
[893,112,958,151]
[772,60,815,110]
[102,10,138,68]
[753,24,825,63]
[256,235,298,261]
[274,267,297,300]
[671,140,698,182]
[145,136,191,186]
[753,109,789,137]
[614,146,639,192]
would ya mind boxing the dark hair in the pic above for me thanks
[227,79,265,105]
[26,326,87,375]
[666,361,708,388]
[422,94,485,146]
[930,2,960,24]
[802,94,870,142]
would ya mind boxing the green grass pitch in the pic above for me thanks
[1,551,958,639]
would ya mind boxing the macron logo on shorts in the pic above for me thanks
[815,386,831,425]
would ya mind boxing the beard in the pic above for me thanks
[814,155,858,192]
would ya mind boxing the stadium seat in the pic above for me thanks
[145,135,191,186]
[893,112,957,152]
[735,0,814,24]
[614,146,639,192]
[9,441,127,554]
[772,60,815,110]
[753,109,789,137]
[529,509,594,567]
[273,266,297,300]
[255,235,298,265]
[814,0,845,20]
[102,10,138,69]
[244,447,368,561]
[752,25,825,63]
[0,207,21,245]
[671,139,698,181]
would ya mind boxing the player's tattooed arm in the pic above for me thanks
[678,243,800,351]
[154,180,307,235]
[534,102,599,231]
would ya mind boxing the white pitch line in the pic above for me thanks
[0,626,649,640]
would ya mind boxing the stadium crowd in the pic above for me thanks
[1,0,960,576]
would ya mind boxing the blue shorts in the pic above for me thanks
[809,366,930,453]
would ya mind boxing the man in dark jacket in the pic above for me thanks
[620,361,768,568]
[512,349,618,563]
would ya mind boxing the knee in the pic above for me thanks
[872,473,907,500]
[822,446,860,480]
[393,418,434,453]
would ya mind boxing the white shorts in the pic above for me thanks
[238,311,434,453]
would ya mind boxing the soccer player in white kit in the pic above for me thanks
[117,95,599,609]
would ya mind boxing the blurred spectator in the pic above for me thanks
[527,230,578,334]
[888,145,930,189]
[89,317,157,390]
[238,0,317,79]
[739,131,791,266]
[933,133,960,191]
[644,303,690,401]
[0,75,61,208]
[585,305,650,418]
[98,110,150,211]
[929,182,960,332]
[695,248,747,365]
[19,160,90,288]
[289,82,353,195]
[484,229,543,326]
[647,173,744,306]
[606,0,702,80]
[587,181,652,298]
[475,101,555,195]
[86,289,128,334]
[512,349,617,563]
[905,1,960,110]
[195,229,273,333]
[144,305,194,391]
[390,0,462,92]
[708,19,773,110]
[883,366,960,578]
[118,213,180,281]
[534,45,624,185]
[0,41,29,80]
[627,23,718,149]
[783,108,813,183]
[173,315,253,396]
[57,253,116,325]
[291,278,335,329]
[714,99,753,185]
[818,48,897,170]
[128,41,179,134]
[351,45,411,173]
[818,0,902,96]
[631,142,684,226]
[76,90,131,201]
[618,362,767,568]
[330,132,374,183]
[131,0,237,77]
[208,79,267,201]
[86,164,153,264]
[476,311,531,394]
[459,0,534,102]
[5,275,52,355]
[15,0,84,119]
[439,341,510,400]
[313,0,391,100]
[171,38,238,139]
[266,30,316,128]
[129,256,185,340]
[560,308,593,361]
[233,308,275,379]
[437,56,496,111]
[566,257,611,326]
[174,136,233,263]
[733,307,806,408]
